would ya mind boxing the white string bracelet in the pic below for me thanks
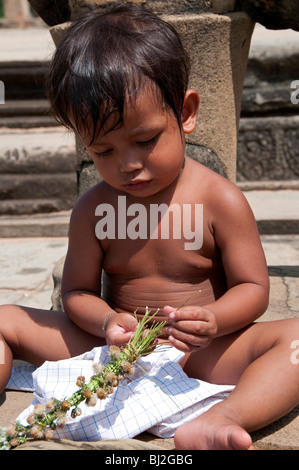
[102,312,118,334]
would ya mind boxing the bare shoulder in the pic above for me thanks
[186,157,255,229]
[187,157,248,207]
[70,181,109,224]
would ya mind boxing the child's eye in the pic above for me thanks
[137,135,158,148]
[96,149,113,157]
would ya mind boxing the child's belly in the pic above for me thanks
[102,270,227,315]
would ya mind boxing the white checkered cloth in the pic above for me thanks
[7,346,234,440]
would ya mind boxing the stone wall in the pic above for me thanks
[237,27,299,187]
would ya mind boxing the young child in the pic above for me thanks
[0,3,298,450]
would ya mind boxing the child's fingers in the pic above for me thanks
[171,317,215,336]
[167,332,210,352]
[167,305,212,322]
[168,325,212,351]
[163,305,176,315]
[106,329,134,347]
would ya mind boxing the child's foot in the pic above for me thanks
[174,409,256,450]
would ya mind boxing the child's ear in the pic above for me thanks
[181,89,200,134]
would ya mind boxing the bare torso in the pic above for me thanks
[94,157,228,315]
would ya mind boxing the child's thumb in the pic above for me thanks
[163,305,177,315]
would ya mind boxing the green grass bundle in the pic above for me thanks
[0,307,167,450]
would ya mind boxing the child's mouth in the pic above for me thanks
[124,179,151,190]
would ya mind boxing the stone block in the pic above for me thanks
[236,0,299,31]
[68,0,215,21]
[237,116,299,182]
[78,162,102,197]
[212,0,236,14]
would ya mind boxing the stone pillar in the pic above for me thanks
[169,12,253,181]
[3,0,31,27]
[50,1,254,189]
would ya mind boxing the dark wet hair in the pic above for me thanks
[47,2,190,142]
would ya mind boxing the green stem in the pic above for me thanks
[176,290,201,311]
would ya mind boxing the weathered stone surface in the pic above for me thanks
[212,0,235,14]
[24,0,299,32]
[78,162,102,197]
[0,100,57,128]
[241,84,297,116]
[0,198,72,216]
[51,255,65,311]
[0,211,70,238]
[251,406,299,450]
[0,61,49,101]
[186,144,227,177]
[14,437,165,450]
[241,26,299,117]
[68,0,215,21]
[0,128,77,215]
[169,12,253,182]
[237,116,299,182]
[236,0,299,31]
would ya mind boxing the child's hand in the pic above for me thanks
[163,305,218,352]
[104,312,138,347]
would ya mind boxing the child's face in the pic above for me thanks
[81,84,196,198]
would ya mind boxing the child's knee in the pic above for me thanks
[0,304,14,322]
[0,304,23,342]
[0,303,20,321]
[270,318,299,353]
[280,318,299,335]
[280,318,299,341]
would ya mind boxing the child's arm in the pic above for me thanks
[164,184,270,352]
[61,190,137,346]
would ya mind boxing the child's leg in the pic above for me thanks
[175,318,299,450]
[0,304,104,393]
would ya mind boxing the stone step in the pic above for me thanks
[0,60,49,100]
[0,127,77,215]
[0,174,76,215]
[0,99,50,116]
[0,128,76,173]
[244,189,299,235]
[0,99,57,128]
[0,211,71,238]
[0,198,73,217]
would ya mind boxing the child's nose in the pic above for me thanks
[119,153,143,173]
